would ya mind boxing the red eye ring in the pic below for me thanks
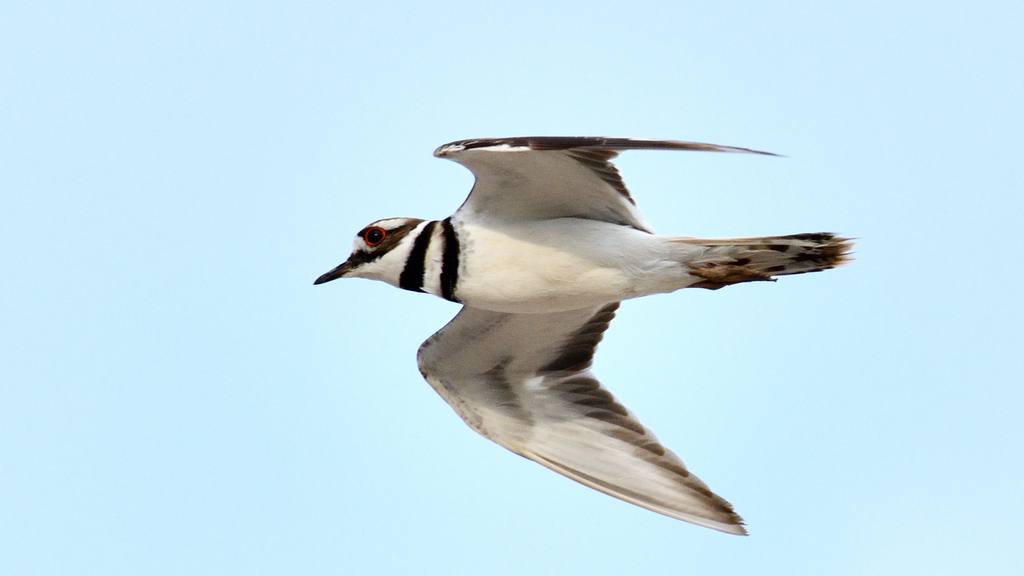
[364,227,387,246]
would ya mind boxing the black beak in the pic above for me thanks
[314,261,351,285]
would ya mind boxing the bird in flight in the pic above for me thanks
[315,137,851,534]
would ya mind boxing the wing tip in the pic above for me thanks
[721,523,749,536]
[703,513,748,536]
[527,451,749,535]
[434,137,781,157]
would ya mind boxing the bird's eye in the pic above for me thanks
[364,227,386,246]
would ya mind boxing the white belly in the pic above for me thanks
[454,219,690,313]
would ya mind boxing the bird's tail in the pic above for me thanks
[672,233,853,290]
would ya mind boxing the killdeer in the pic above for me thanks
[315,137,851,534]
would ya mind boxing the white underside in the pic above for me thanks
[454,218,703,313]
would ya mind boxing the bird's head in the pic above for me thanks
[314,217,425,287]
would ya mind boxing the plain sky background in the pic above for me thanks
[2,2,1022,575]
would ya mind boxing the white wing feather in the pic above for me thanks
[417,303,746,534]
[434,136,777,234]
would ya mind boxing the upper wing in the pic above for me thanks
[434,137,778,234]
[417,302,746,534]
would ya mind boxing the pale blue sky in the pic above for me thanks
[2,2,1022,575]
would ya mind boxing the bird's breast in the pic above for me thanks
[453,219,672,313]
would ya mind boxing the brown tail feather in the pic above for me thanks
[674,233,853,290]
